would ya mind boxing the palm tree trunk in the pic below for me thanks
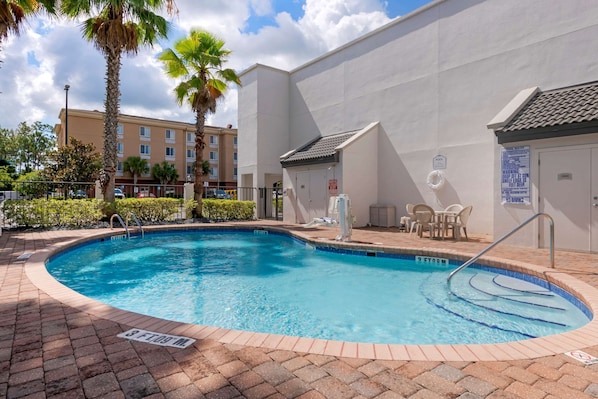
[101,47,121,203]
[194,108,207,217]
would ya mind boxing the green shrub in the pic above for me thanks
[0,198,252,228]
[2,199,104,228]
[201,199,255,221]
[114,198,192,222]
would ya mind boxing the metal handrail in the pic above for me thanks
[109,214,130,239]
[447,212,554,282]
[128,213,144,238]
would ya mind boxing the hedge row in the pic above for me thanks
[1,198,256,228]
[202,199,256,221]
[2,199,105,228]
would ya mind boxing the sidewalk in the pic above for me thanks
[1,222,598,398]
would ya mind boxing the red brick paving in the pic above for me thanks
[1,222,598,398]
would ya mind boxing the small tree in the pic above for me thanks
[123,156,149,189]
[151,161,179,185]
[0,127,18,163]
[15,121,55,172]
[42,138,101,195]
[16,170,46,198]
[0,165,13,190]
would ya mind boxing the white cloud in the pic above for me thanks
[0,0,393,131]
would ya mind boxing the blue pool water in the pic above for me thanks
[46,230,591,345]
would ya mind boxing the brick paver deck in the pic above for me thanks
[2,221,598,398]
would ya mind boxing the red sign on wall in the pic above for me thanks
[328,179,338,195]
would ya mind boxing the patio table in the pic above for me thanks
[434,210,459,239]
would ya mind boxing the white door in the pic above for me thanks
[539,147,598,252]
[308,170,328,221]
[294,169,329,224]
[296,171,310,224]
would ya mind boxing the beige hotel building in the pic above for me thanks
[55,109,238,190]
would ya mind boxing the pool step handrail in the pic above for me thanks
[110,213,130,239]
[447,212,554,283]
[128,212,144,238]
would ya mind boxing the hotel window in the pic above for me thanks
[233,136,238,148]
[186,149,195,159]
[117,142,124,156]
[209,135,218,148]
[140,126,151,140]
[233,152,237,164]
[233,167,237,180]
[209,167,218,180]
[117,124,124,138]
[140,144,151,157]
[165,129,175,142]
[116,161,124,176]
[186,132,194,144]
[209,151,218,162]
[186,163,193,176]
[165,147,175,160]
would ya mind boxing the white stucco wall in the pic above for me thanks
[338,124,379,228]
[239,0,598,246]
[238,65,290,188]
[282,0,598,237]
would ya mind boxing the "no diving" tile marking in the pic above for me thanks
[564,350,598,365]
[117,329,196,349]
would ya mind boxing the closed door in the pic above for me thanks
[295,169,329,224]
[296,172,310,224]
[539,148,597,252]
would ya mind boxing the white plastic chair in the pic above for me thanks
[403,203,417,234]
[412,204,439,239]
[444,204,464,213]
[447,205,473,240]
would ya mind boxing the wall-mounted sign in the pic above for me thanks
[501,146,530,204]
[433,154,447,170]
[328,179,338,195]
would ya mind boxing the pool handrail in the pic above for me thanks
[109,213,130,239]
[128,212,144,238]
[447,212,554,283]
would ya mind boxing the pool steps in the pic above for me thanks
[421,271,577,339]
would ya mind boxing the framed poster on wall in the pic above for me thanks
[501,146,530,204]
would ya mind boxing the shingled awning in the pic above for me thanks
[490,81,598,144]
[280,130,359,167]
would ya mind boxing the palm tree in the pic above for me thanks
[60,0,175,202]
[159,29,240,217]
[151,160,178,185]
[123,156,148,189]
[0,0,56,45]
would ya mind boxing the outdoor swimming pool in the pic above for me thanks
[45,229,591,345]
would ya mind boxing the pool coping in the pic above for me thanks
[25,224,598,362]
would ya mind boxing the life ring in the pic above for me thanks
[426,170,445,190]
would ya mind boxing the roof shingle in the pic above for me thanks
[494,81,598,144]
[280,131,358,167]
[500,81,598,132]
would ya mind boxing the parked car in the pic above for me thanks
[205,188,232,199]
[73,190,87,199]
[114,188,125,199]
[136,192,156,198]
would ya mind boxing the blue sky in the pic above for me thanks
[0,0,434,131]
[243,0,432,33]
